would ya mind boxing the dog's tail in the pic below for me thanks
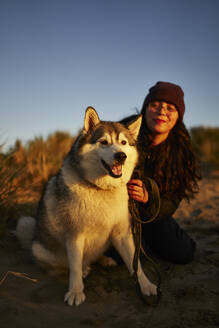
[16,216,36,249]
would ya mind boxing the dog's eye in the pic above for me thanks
[121,140,127,145]
[100,140,108,145]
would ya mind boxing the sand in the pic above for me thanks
[0,172,219,328]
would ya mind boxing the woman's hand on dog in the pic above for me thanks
[127,179,148,203]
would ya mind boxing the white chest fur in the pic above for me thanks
[69,182,129,228]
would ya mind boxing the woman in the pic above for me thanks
[122,81,201,264]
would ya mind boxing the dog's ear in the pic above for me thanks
[84,107,100,133]
[127,115,142,140]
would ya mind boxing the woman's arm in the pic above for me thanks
[139,192,181,221]
[127,179,181,221]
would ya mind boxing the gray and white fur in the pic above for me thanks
[16,106,157,306]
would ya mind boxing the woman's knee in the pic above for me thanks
[171,239,196,264]
[142,218,196,264]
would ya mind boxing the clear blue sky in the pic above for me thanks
[1,0,219,149]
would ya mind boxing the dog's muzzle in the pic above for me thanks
[101,152,127,178]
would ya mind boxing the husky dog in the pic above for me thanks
[16,107,157,306]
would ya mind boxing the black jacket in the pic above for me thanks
[137,152,182,222]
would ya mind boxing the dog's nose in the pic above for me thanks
[114,152,127,164]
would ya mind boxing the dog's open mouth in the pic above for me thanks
[101,160,122,178]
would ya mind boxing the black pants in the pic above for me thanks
[141,217,196,264]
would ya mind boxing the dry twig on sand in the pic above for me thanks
[0,271,38,286]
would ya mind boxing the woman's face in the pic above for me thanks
[145,101,179,137]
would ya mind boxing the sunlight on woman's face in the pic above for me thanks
[145,101,179,137]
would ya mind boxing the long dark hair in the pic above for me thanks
[120,110,201,201]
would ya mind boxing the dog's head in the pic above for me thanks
[72,107,142,189]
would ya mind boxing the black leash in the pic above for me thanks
[129,171,162,306]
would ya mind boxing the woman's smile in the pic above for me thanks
[145,101,179,145]
[154,118,167,124]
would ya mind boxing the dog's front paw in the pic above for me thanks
[138,274,157,296]
[141,281,157,296]
[64,290,86,306]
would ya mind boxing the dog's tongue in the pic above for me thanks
[111,164,122,176]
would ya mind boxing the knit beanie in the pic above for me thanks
[142,81,185,120]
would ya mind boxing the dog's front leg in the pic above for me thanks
[112,230,157,296]
[64,236,86,306]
